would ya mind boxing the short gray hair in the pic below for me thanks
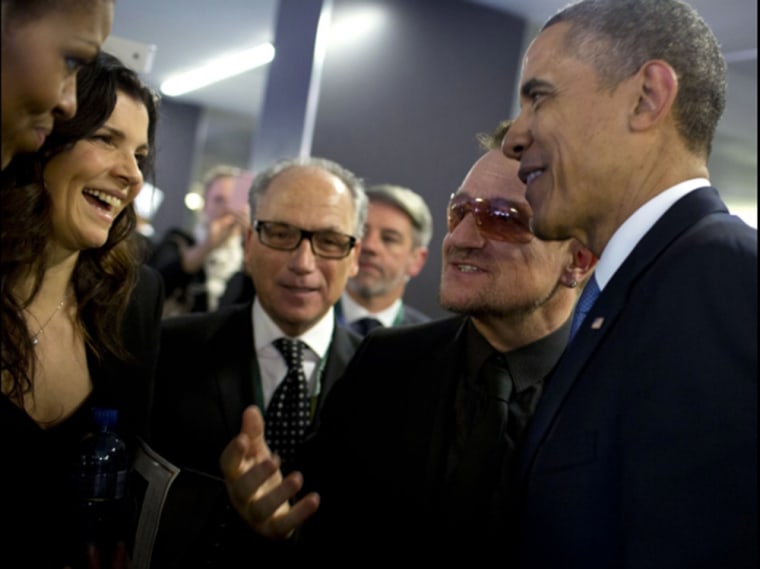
[544,0,726,159]
[366,184,433,248]
[248,156,368,237]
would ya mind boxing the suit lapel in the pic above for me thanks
[520,187,728,479]
[309,326,361,432]
[214,304,257,438]
[419,318,470,505]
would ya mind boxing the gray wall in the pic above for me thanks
[151,99,204,235]
[150,0,526,320]
[312,0,525,319]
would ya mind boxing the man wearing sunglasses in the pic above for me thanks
[219,121,596,557]
[148,157,368,567]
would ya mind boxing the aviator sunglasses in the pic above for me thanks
[446,193,533,243]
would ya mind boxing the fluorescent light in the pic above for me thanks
[161,42,275,96]
[328,6,387,49]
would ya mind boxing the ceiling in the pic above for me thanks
[107,0,757,216]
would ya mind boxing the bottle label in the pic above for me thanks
[78,469,128,501]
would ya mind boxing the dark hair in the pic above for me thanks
[1,51,160,405]
[543,0,726,159]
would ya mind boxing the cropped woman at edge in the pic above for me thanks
[1,0,115,170]
[0,51,163,568]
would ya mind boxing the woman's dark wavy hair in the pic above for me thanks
[1,51,160,405]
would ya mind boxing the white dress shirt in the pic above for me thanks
[594,178,710,291]
[340,291,401,328]
[251,298,334,408]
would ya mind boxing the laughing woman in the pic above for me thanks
[0,52,163,568]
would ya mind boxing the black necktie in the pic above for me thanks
[445,355,512,531]
[350,317,383,336]
[445,353,541,542]
[264,338,310,469]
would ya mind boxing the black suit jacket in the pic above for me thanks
[149,303,361,567]
[517,187,758,568]
[297,316,560,560]
[398,301,432,326]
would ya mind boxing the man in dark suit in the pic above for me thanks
[499,1,757,567]
[148,156,368,567]
[335,184,434,335]
[219,122,596,556]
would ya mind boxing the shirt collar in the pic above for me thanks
[252,297,334,360]
[464,316,572,393]
[595,178,710,289]
[339,291,402,328]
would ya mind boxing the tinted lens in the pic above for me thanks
[255,221,356,259]
[447,194,532,243]
[259,221,300,248]
[312,231,355,257]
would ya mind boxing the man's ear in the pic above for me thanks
[563,240,598,288]
[630,60,678,132]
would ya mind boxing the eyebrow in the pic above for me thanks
[520,77,554,98]
[379,227,404,238]
[99,125,150,154]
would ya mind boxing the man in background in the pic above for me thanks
[148,165,251,316]
[336,183,433,335]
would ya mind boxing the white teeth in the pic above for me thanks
[457,264,480,273]
[526,170,542,184]
[83,188,123,208]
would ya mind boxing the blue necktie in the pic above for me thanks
[569,276,601,341]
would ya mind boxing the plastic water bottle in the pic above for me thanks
[72,407,130,567]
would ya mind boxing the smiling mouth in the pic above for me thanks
[284,284,317,294]
[83,188,123,213]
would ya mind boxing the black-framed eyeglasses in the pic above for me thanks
[254,220,357,259]
[447,193,533,243]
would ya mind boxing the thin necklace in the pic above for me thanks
[28,295,69,347]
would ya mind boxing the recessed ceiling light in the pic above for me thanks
[161,42,275,96]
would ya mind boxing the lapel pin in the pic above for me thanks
[591,317,604,330]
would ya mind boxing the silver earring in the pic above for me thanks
[569,279,578,288]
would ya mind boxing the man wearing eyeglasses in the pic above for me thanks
[148,156,368,567]
[219,121,597,557]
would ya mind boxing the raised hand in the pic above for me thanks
[219,405,320,539]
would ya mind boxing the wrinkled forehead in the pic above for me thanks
[259,167,357,229]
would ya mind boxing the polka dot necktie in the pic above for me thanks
[265,338,310,468]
